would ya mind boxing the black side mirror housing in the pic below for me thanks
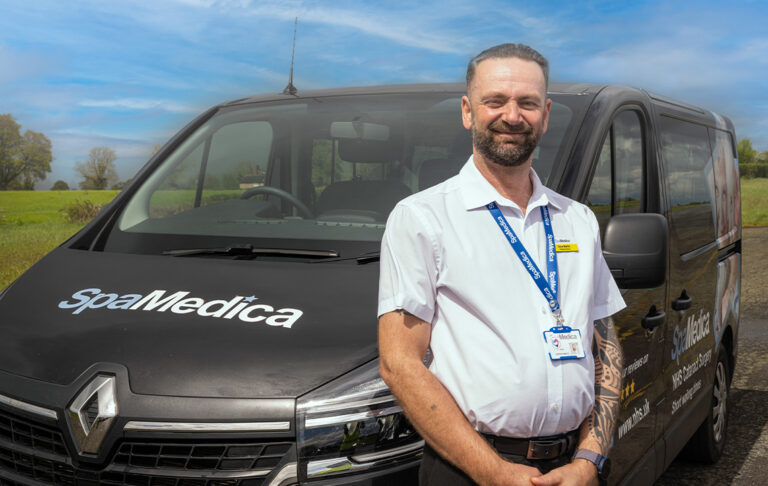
[603,213,668,289]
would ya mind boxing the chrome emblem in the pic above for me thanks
[68,375,117,454]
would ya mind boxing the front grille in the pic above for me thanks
[112,442,291,472]
[0,407,68,457]
[0,407,292,486]
[0,441,76,484]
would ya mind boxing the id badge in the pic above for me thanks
[543,326,586,360]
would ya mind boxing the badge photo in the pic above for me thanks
[543,327,586,360]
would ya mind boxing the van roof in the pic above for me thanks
[220,82,734,135]
[223,82,606,106]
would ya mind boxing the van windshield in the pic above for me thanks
[106,91,584,256]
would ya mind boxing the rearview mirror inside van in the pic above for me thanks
[603,213,668,289]
[330,121,390,140]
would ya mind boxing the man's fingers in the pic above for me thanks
[529,470,562,486]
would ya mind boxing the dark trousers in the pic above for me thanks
[419,442,571,486]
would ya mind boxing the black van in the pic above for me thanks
[0,83,740,486]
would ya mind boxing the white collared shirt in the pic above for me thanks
[378,157,625,438]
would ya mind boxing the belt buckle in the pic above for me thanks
[526,438,564,460]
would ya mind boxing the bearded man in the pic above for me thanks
[377,43,626,486]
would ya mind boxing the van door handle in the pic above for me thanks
[671,290,692,311]
[642,305,666,331]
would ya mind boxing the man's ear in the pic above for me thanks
[461,95,473,130]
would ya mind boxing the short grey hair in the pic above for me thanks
[466,43,549,90]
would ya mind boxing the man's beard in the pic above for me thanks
[472,119,541,167]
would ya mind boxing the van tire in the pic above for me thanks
[682,344,730,463]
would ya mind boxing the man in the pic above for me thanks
[378,43,625,486]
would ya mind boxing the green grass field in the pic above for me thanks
[741,178,768,227]
[0,180,766,289]
[0,190,119,288]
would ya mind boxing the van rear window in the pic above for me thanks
[659,116,716,254]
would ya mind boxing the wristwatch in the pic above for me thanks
[572,449,611,480]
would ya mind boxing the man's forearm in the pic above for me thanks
[382,349,502,481]
[579,316,624,454]
[378,311,539,486]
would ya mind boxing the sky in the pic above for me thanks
[1,0,766,189]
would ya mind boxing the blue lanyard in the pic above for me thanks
[486,202,564,326]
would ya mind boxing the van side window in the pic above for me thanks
[659,117,716,254]
[586,110,645,235]
[201,121,273,206]
[710,128,741,243]
[146,121,273,219]
[149,144,204,218]
[613,111,644,214]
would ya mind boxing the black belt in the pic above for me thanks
[482,430,578,460]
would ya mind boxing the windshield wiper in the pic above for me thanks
[308,250,380,265]
[356,251,380,264]
[162,244,339,259]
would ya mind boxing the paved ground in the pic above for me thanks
[655,227,768,485]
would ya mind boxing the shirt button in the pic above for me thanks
[551,403,559,412]
[542,306,548,315]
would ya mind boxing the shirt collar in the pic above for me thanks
[458,155,564,213]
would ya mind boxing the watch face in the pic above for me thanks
[599,457,611,479]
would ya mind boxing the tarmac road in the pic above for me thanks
[655,227,768,485]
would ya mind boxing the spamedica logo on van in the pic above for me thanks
[671,309,711,366]
[58,288,303,328]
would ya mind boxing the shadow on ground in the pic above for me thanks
[655,387,768,485]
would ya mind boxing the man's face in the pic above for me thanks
[461,57,551,167]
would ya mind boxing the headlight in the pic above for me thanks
[296,359,423,481]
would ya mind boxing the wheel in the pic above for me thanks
[239,186,313,219]
[682,343,730,463]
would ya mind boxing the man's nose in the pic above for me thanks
[501,102,523,124]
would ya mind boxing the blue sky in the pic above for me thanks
[1,0,766,189]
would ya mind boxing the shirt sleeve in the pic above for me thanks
[589,211,626,321]
[377,203,439,323]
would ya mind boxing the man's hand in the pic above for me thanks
[492,461,543,486]
[528,460,597,486]
[379,310,542,486]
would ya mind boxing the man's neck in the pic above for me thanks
[473,153,534,215]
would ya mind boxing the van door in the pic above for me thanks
[657,116,719,462]
[584,108,667,485]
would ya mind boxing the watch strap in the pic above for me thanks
[572,449,609,478]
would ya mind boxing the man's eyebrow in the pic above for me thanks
[480,93,508,102]
[516,93,543,102]
[479,92,543,104]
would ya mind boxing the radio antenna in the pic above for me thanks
[282,17,298,96]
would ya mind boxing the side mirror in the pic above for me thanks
[603,213,668,289]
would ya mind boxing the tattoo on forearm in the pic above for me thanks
[588,317,623,454]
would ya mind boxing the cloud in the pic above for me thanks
[50,130,158,159]
[160,0,469,55]
[79,98,201,114]
[0,44,62,84]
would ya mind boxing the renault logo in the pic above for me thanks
[67,375,117,454]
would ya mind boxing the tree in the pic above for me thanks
[51,180,70,190]
[0,114,53,190]
[737,138,757,165]
[76,147,119,190]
